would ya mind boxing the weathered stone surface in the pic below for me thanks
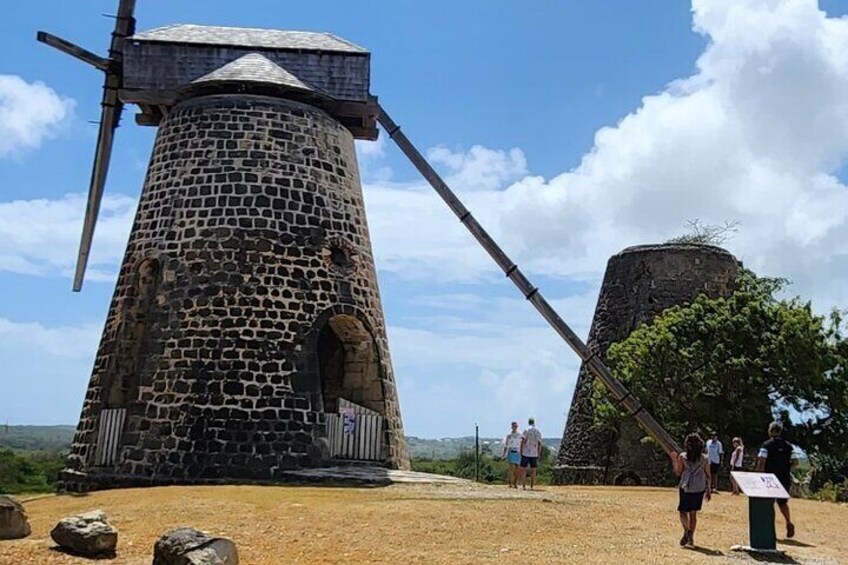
[153,527,238,565]
[50,510,117,556]
[64,94,409,491]
[555,243,740,486]
[0,495,31,540]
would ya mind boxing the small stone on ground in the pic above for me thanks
[0,495,31,540]
[50,509,118,557]
[154,526,238,564]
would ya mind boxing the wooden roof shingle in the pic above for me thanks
[131,24,368,54]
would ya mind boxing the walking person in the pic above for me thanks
[706,431,723,492]
[729,437,745,495]
[756,421,798,538]
[501,421,522,488]
[670,433,712,547]
[519,417,543,490]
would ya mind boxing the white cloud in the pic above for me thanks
[0,318,100,359]
[366,181,500,282]
[0,75,74,158]
[388,289,598,437]
[427,145,528,192]
[0,193,136,281]
[0,318,98,424]
[355,136,393,182]
[366,0,848,311]
[390,321,580,437]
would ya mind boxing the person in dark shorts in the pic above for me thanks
[519,417,543,490]
[756,421,798,538]
[706,431,723,492]
[671,433,712,547]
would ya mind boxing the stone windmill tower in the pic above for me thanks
[555,244,740,486]
[39,1,408,489]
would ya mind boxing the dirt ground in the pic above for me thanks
[2,483,846,564]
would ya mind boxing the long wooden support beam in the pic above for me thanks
[70,0,136,291]
[376,102,682,456]
[36,32,110,71]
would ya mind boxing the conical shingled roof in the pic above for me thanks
[191,53,318,93]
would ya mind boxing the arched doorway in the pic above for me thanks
[317,314,385,416]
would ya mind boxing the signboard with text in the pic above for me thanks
[731,472,790,499]
[342,406,356,436]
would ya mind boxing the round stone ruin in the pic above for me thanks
[555,243,741,486]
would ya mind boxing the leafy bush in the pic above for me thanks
[596,270,848,463]
[0,449,66,494]
[811,481,848,503]
[411,445,555,484]
[808,454,848,493]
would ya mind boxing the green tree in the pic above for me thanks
[593,270,848,462]
[0,449,66,494]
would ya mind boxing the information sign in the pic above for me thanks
[731,472,790,499]
[342,406,356,436]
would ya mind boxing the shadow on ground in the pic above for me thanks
[684,545,724,557]
[50,546,116,560]
[778,539,816,548]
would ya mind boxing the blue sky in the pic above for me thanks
[2,1,848,438]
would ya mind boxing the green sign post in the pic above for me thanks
[748,497,776,550]
[730,471,789,555]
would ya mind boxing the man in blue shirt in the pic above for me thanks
[706,432,723,492]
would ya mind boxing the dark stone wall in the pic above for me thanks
[555,243,739,486]
[66,94,408,489]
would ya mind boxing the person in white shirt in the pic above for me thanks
[705,432,723,492]
[519,417,543,490]
[501,421,522,488]
[728,437,744,495]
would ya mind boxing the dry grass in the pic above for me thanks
[2,484,846,564]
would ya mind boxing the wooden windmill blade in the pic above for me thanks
[37,0,137,291]
[375,102,682,457]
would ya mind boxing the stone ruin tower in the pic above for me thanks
[41,18,409,490]
[555,243,739,486]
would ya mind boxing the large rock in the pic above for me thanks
[50,510,117,556]
[154,527,239,565]
[0,495,31,540]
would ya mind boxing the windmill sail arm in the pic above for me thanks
[69,0,137,291]
[376,102,682,456]
[73,96,122,292]
[109,0,137,56]
[36,32,110,71]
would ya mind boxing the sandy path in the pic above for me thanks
[1,484,845,564]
